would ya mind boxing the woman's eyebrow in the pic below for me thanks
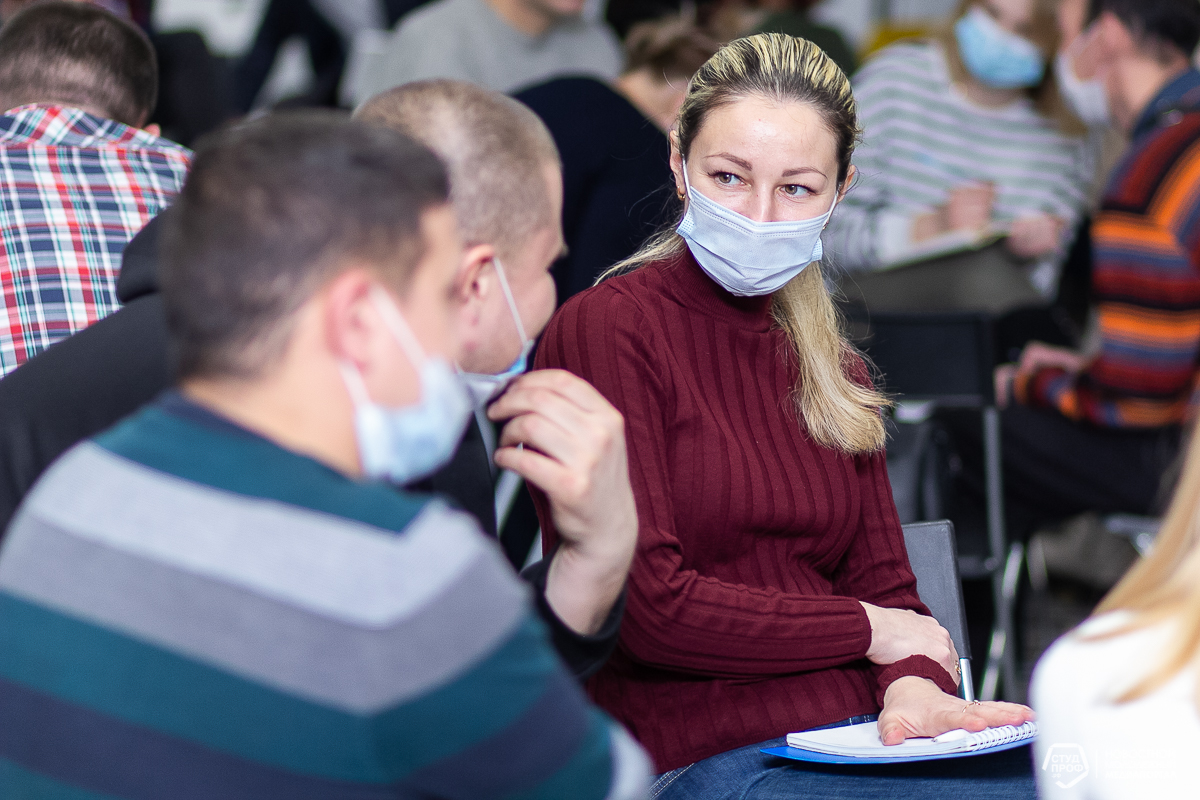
[705,152,753,171]
[783,166,827,178]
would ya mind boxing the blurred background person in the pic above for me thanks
[1032,422,1200,798]
[353,0,622,104]
[707,0,857,74]
[515,15,719,300]
[974,0,1200,550]
[0,2,189,375]
[824,0,1092,314]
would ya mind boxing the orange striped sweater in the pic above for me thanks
[1016,70,1200,428]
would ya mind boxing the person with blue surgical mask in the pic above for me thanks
[823,0,1093,311]
[354,79,639,679]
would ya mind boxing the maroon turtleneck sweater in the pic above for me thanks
[533,251,957,771]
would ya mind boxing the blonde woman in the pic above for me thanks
[1032,425,1200,798]
[529,34,1034,798]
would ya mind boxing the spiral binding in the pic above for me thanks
[964,721,1038,751]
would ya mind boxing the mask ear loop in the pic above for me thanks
[491,258,530,345]
[338,359,372,406]
[368,285,429,370]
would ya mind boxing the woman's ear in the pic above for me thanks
[837,165,857,203]
[669,131,685,200]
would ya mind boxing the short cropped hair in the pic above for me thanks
[1088,0,1200,61]
[354,80,560,261]
[0,2,158,126]
[161,111,450,380]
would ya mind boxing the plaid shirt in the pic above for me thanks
[0,105,190,375]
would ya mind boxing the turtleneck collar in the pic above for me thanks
[653,247,775,333]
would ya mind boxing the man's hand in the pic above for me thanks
[488,370,637,636]
[878,676,1034,745]
[860,603,959,683]
[1018,341,1086,375]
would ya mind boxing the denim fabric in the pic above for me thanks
[649,736,1037,800]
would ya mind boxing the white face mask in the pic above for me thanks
[340,287,472,485]
[459,258,533,408]
[676,160,837,297]
[1055,31,1110,127]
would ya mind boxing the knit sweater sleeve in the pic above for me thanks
[829,400,959,701]
[537,285,926,680]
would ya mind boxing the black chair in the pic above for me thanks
[848,309,1023,701]
[901,520,974,701]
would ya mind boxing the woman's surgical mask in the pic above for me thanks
[955,6,1046,90]
[1055,29,1110,127]
[676,161,837,297]
[340,286,472,485]
[459,258,534,407]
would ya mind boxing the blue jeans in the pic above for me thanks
[648,736,1036,800]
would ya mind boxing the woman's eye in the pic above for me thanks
[781,184,811,197]
[712,172,738,186]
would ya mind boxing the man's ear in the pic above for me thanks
[1095,10,1133,58]
[322,267,379,368]
[458,243,497,308]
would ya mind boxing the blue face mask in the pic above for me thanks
[340,287,472,485]
[954,6,1045,90]
[676,160,837,297]
[459,258,534,408]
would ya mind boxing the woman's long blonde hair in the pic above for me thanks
[1092,425,1200,706]
[601,33,888,455]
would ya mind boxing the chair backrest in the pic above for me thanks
[901,520,971,661]
[844,310,995,406]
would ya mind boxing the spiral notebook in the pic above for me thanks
[761,721,1037,765]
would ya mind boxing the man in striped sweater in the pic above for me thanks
[0,112,648,797]
[991,0,1200,532]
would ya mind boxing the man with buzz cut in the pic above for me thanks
[0,1,190,374]
[0,112,648,798]
[355,80,638,677]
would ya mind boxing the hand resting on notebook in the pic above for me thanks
[878,676,1035,745]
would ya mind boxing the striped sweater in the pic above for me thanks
[824,41,1092,293]
[0,392,648,798]
[1016,70,1200,428]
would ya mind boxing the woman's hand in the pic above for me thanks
[861,603,959,682]
[912,182,995,243]
[1006,214,1066,259]
[945,182,995,232]
[878,676,1035,745]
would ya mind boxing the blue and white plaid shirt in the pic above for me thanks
[0,104,190,375]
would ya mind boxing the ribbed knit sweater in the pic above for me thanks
[534,251,956,771]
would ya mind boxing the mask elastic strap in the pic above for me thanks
[369,285,428,370]
[338,359,371,406]
[492,258,529,345]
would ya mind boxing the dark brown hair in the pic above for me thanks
[623,16,721,82]
[161,111,450,380]
[0,1,157,126]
